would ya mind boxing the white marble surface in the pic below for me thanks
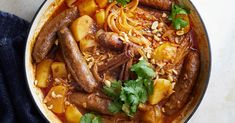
[1,0,235,122]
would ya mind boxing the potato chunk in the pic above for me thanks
[65,105,82,123]
[153,43,177,62]
[35,59,53,88]
[148,79,174,105]
[95,0,108,8]
[142,106,163,123]
[95,9,106,26]
[51,62,67,78]
[71,15,95,41]
[44,85,68,114]
[77,0,98,16]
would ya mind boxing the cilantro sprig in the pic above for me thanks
[169,4,190,30]
[80,113,102,123]
[102,59,155,117]
[109,0,131,6]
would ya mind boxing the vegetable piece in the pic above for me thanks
[65,105,83,123]
[169,4,189,30]
[116,0,131,6]
[35,59,53,88]
[95,9,106,26]
[103,80,122,99]
[71,15,95,41]
[148,79,174,105]
[141,106,163,123]
[51,62,67,78]
[79,38,97,52]
[153,42,177,62]
[103,60,155,116]
[175,14,190,35]
[44,85,68,114]
[77,0,98,16]
[80,113,102,123]
[131,60,155,79]
[95,0,108,8]
[120,79,148,116]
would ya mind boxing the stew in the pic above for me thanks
[32,0,200,123]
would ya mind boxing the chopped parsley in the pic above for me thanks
[169,4,190,30]
[80,113,102,123]
[102,59,156,117]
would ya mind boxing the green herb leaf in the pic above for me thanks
[108,101,122,114]
[131,60,155,79]
[173,18,188,30]
[104,60,155,117]
[103,80,122,99]
[92,116,102,123]
[169,3,189,30]
[80,113,102,123]
[116,0,131,6]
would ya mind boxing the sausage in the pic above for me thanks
[139,0,173,11]
[58,26,97,93]
[33,7,79,63]
[68,92,113,115]
[163,50,200,115]
[97,32,124,51]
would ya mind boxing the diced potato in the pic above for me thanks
[95,9,106,26]
[175,14,190,35]
[95,0,108,8]
[142,106,163,123]
[76,0,98,16]
[79,38,97,52]
[148,79,174,105]
[65,105,82,123]
[35,59,53,88]
[153,43,177,62]
[51,62,67,78]
[71,15,95,41]
[44,85,68,114]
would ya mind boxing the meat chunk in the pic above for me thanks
[163,50,200,115]
[97,32,124,51]
[68,92,113,115]
[58,26,97,93]
[98,49,133,73]
[139,0,173,11]
[33,7,79,63]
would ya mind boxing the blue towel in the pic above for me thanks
[0,11,47,123]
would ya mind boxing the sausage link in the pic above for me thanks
[58,26,97,93]
[163,50,200,115]
[68,92,113,115]
[139,0,173,11]
[33,7,79,63]
[97,32,124,51]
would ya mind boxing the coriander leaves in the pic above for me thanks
[131,60,156,79]
[109,0,131,6]
[169,4,190,30]
[102,59,156,117]
[80,113,102,123]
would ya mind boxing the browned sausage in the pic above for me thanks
[97,32,124,51]
[58,26,97,93]
[163,50,200,115]
[33,7,79,63]
[139,0,173,11]
[68,92,113,115]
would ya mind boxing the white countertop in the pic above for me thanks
[1,0,235,122]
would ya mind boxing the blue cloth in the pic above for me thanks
[0,11,47,123]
